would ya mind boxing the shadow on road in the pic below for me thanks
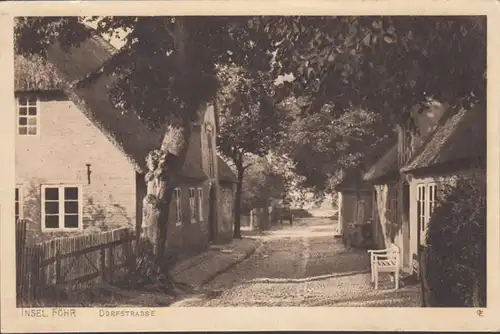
[242,269,371,284]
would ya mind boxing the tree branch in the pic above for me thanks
[305,31,372,115]
[242,162,253,170]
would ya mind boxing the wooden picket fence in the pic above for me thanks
[16,220,136,306]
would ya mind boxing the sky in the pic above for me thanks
[84,19,127,49]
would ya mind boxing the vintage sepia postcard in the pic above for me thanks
[1,0,499,332]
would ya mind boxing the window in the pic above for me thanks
[428,184,437,221]
[41,185,82,231]
[15,187,23,222]
[206,125,215,177]
[417,183,439,243]
[417,184,426,233]
[189,188,196,223]
[174,188,182,226]
[197,188,203,221]
[17,95,38,136]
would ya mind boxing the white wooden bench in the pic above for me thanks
[368,243,400,290]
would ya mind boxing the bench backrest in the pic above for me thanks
[387,244,400,265]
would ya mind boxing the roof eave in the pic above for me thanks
[401,156,486,177]
[364,171,399,185]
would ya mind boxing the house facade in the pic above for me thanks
[334,169,373,245]
[14,32,237,252]
[362,144,400,252]
[400,104,486,272]
[359,101,486,276]
[362,101,466,274]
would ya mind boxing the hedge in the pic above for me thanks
[424,170,486,307]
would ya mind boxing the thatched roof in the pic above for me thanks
[334,169,371,192]
[217,156,238,183]
[42,35,165,174]
[14,55,63,92]
[401,104,486,173]
[15,30,216,180]
[48,33,118,84]
[362,144,399,183]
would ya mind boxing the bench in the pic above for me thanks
[368,244,400,290]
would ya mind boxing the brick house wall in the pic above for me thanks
[165,181,210,255]
[15,92,231,255]
[218,183,235,243]
[200,104,231,244]
[164,106,215,254]
[15,92,137,244]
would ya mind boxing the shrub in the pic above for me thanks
[424,170,486,307]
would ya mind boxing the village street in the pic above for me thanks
[172,218,420,307]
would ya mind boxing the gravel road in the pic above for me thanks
[173,218,420,307]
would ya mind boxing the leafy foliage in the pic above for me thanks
[15,17,93,56]
[15,16,272,129]
[14,15,274,248]
[216,64,284,166]
[15,16,485,201]
[278,98,394,193]
[241,157,287,214]
[265,16,486,125]
[216,64,285,237]
[424,171,486,307]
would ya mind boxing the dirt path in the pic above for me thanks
[172,218,420,307]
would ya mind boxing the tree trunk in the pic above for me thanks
[140,125,191,263]
[233,164,245,239]
[138,17,196,264]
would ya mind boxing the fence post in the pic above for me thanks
[108,247,114,283]
[128,231,137,271]
[33,246,42,302]
[55,250,62,305]
[100,248,106,281]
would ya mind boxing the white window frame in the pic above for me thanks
[17,95,40,136]
[427,183,437,223]
[174,188,182,226]
[417,184,426,235]
[197,187,204,222]
[41,185,83,232]
[189,187,196,223]
[417,182,438,245]
[15,186,23,222]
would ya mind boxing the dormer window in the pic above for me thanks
[17,95,38,136]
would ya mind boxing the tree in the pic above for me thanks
[15,16,273,276]
[247,16,484,197]
[264,16,485,126]
[278,97,394,194]
[216,65,284,238]
[240,156,286,214]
